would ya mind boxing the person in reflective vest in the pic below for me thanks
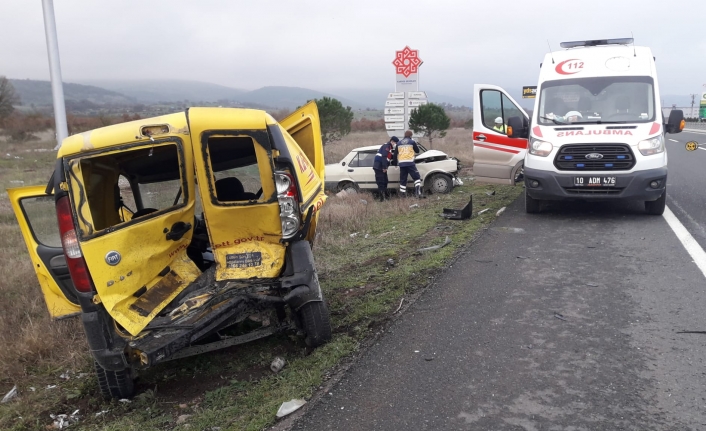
[395,130,423,198]
[493,117,507,133]
[373,136,399,201]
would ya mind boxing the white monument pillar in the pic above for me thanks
[385,46,427,138]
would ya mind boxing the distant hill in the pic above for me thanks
[324,87,473,109]
[81,79,247,104]
[9,78,135,106]
[235,86,361,109]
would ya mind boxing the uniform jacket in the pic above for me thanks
[395,137,420,167]
[373,142,395,170]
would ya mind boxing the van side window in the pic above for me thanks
[68,142,185,236]
[207,137,262,202]
[481,90,503,132]
[19,195,61,247]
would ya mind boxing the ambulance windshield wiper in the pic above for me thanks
[539,115,568,125]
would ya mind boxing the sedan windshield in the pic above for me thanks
[537,76,655,125]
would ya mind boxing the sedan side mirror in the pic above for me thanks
[507,116,529,139]
[341,161,346,166]
[666,110,685,134]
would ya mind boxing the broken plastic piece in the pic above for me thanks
[1,385,17,403]
[496,207,506,216]
[276,399,306,418]
[417,236,451,253]
[270,357,286,373]
[478,208,490,215]
[442,194,472,220]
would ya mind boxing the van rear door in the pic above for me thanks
[7,185,81,319]
[277,102,327,240]
[62,118,200,337]
[472,84,529,184]
[189,107,286,282]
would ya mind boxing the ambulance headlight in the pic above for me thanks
[637,135,664,156]
[529,138,553,157]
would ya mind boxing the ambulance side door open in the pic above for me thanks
[472,84,529,185]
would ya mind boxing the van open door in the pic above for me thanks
[472,84,529,185]
[275,102,327,241]
[7,186,81,319]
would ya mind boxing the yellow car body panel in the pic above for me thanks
[58,113,189,157]
[7,186,81,319]
[63,130,198,336]
[188,108,285,281]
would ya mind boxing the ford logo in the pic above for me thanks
[105,251,121,266]
[585,153,604,160]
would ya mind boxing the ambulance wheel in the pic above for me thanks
[298,300,332,348]
[525,189,541,214]
[645,190,666,215]
[94,361,135,399]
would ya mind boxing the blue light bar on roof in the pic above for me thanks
[560,38,634,48]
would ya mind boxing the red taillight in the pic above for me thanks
[56,196,93,293]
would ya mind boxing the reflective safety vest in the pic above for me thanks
[396,137,419,167]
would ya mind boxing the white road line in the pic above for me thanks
[663,205,706,279]
[699,148,706,151]
[668,139,679,142]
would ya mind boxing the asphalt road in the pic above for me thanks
[665,128,706,251]
[287,138,706,430]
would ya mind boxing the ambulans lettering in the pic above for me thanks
[555,59,584,75]
[556,130,633,137]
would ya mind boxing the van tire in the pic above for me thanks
[298,300,332,348]
[645,190,666,215]
[525,189,541,214]
[94,361,135,399]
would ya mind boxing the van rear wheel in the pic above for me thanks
[94,361,135,399]
[298,300,332,347]
[645,190,666,215]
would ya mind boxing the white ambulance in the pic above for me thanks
[472,38,685,214]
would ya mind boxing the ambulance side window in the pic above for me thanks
[502,94,524,126]
[481,90,503,131]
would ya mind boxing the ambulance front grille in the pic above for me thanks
[554,144,635,171]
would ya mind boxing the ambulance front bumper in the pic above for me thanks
[523,167,667,202]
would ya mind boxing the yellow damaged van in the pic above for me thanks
[7,102,331,399]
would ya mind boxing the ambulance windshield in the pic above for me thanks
[537,76,655,125]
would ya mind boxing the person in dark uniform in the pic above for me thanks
[395,130,423,198]
[373,136,398,201]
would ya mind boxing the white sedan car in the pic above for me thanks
[325,144,461,194]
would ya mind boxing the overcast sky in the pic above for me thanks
[1,0,704,99]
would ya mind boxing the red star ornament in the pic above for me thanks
[392,46,423,78]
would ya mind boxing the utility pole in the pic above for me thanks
[41,0,68,150]
[689,93,697,118]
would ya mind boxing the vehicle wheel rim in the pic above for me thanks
[432,177,450,193]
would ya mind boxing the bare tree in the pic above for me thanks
[0,76,20,119]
